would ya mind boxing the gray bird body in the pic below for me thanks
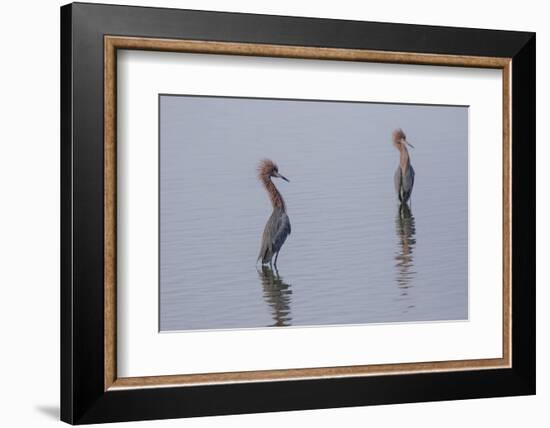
[258,208,291,266]
[394,162,415,204]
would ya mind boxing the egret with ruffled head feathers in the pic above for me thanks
[257,159,291,269]
[392,128,415,205]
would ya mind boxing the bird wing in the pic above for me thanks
[400,164,415,203]
[271,210,291,254]
[403,164,415,194]
[258,209,291,263]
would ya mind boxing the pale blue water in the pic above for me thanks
[159,95,468,331]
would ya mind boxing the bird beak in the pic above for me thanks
[275,172,290,182]
[406,140,415,149]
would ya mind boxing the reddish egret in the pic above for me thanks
[392,128,415,204]
[257,159,291,269]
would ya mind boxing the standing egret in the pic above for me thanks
[392,128,415,204]
[257,159,291,269]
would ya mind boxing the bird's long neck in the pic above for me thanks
[397,144,411,173]
[261,176,286,212]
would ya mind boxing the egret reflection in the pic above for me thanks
[258,265,292,327]
[394,203,417,299]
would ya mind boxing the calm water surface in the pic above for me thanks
[159,96,468,331]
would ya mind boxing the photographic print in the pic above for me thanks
[62,7,534,421]
[159,95,468,331]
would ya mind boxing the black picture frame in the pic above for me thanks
[61,2,535,424]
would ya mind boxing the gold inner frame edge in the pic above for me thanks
[104,36,512,391]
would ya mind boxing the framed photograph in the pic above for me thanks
[60,2,535,424]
